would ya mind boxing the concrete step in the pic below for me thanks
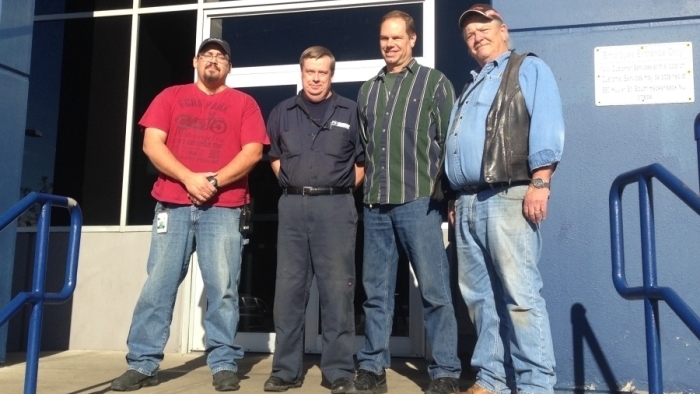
[0,350,474,393]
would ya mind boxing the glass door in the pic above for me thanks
[188,0,435,356]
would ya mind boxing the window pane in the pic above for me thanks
[23,17,131,226]
[127,11,197,225]
[215,4,423,68]
[35,0,132,15]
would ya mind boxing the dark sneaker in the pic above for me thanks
[263,376,302,392]
[348,369,387,394]
[425,377,460,394]
[331,377,355,394]
[110,370,158,391]
[212,370,240,391]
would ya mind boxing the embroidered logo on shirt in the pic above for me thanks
[330,120,350,129]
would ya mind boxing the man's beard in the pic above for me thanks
[203,68,220,84]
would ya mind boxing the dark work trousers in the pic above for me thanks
[271,193,357,383]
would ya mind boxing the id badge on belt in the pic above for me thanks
[156,210,169,233]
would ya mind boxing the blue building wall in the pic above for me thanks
[0,1,34,363]
[493,0,700,391]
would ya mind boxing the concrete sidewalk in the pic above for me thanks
[0,350,472,394]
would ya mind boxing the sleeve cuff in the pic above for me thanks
[528,149,561,170]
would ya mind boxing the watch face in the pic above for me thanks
[531,178,549,189]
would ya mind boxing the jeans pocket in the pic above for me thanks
[498,184,528,200]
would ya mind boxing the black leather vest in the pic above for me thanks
[482,51,534,184]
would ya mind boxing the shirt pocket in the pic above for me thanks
[280,129,303,158]
[322,127,353,159]
[474,74,503,107]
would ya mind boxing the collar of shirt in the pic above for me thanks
[286,90,350,111]
[470,50,512,84]
[374,58,419,80]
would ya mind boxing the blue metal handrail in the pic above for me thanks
[0,192,82,394]
[609,163,700,394]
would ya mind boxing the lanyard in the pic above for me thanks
[298,98,334,139]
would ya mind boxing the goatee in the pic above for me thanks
[204,73,219,84]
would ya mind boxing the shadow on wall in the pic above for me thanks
[571,303,621,393]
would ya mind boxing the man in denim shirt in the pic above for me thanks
[445,5,564,394]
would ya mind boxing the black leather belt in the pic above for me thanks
[283,187,352,196]
[460,181,530,194]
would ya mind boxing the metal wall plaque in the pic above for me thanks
[594,42,694,106]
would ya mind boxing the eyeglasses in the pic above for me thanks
[198,53,229,63]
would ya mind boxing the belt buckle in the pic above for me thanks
[302,186,313,196]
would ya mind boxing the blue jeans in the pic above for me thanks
[126,203,245,375]
[454,185,556,394]
[358,197,461,380]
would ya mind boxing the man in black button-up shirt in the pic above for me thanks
[264,46,364,394]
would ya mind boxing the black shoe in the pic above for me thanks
[425,377,459,394]
[331,377,355,394]
[349,369,387,394]
[110,370,158,391]
[212,370,240,391]
[263,376,302,392]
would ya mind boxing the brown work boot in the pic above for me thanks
[455,383,495,394]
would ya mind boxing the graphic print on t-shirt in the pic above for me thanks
[171,98,232,166]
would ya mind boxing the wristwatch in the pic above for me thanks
[530,178,550,189]
[207,176,218,189]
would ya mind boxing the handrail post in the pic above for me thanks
[638,176,662,394]
[24,202,52,394]
[0,193,83,394]
[611,162,700,393]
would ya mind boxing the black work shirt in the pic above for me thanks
[267,91,364,188]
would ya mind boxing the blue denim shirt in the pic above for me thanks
[444,51,565,189]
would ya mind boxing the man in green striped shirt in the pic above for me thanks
[350,10,461,394]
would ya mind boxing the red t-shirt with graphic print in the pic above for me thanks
[139,84,268,207]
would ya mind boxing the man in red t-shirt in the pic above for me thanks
[111,38,268,392]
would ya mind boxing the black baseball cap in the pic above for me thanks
[197,37,231,57]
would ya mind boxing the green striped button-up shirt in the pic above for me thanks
[358,59,455,205]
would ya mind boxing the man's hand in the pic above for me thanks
[523,186,549,223]
[184,172,218,205]
[448,200,456,227]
